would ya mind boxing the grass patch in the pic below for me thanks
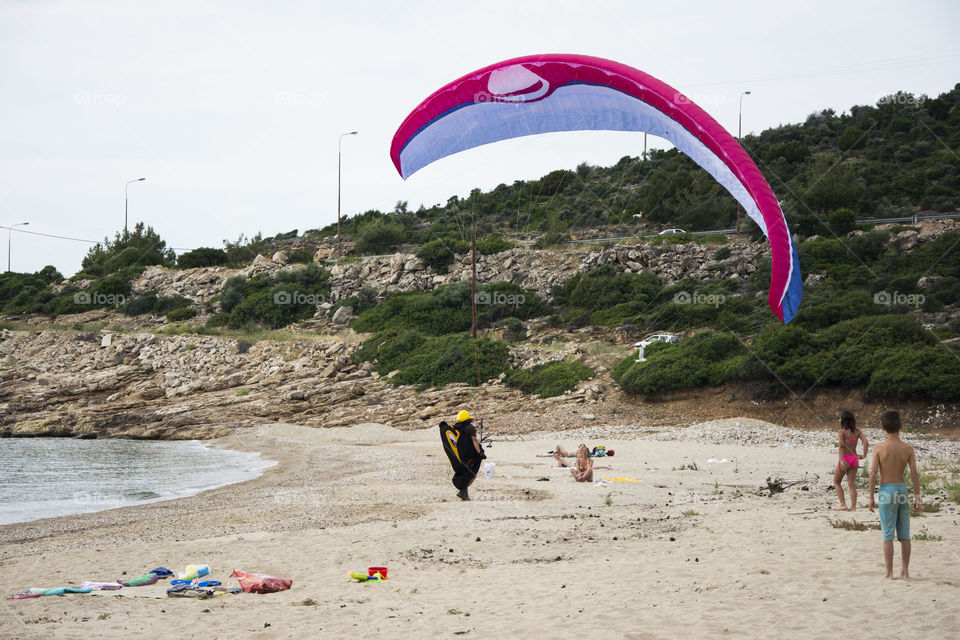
[913,526,942,542]
[235,388,251,397]
[943,480,960,504]
[830,520,881,531]
[681,509,699,516]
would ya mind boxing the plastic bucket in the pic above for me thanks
[367,567,388,579]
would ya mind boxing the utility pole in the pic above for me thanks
[471,220,477,340]
[736,91,751,233]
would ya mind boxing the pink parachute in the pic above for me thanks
[391,54,801,323]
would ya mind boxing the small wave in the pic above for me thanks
[125,491,162,501]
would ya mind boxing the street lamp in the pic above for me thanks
[7,222,29,272]
[736,91,751,233]
[124,177,146,237]
[337,131,358,259]
[738,90,751,139]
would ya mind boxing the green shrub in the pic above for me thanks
[614,331,745,395]
[505,360,594,398]
[353,330,511,389]
[477,236,516,255]
[166,307,198,322]
[416,238,469,273]
[353,281,549,337]
[355,220,407,255]
[287,249,314,264]
[221,264,330,329]
[178,248,228,269]
[713,246,732,260]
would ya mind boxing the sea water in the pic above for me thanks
[0,438,276,525]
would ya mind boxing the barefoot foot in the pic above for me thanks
[833,506,849,511]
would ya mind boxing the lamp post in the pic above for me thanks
[337,131,358,259]
[736,91,751,233]
[124,177,146,237]
[7,222,29,272]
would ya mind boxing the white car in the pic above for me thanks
[658,228,686,235]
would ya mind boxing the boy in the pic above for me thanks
[868,410,920,580]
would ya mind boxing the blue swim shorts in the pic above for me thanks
[878,483,910,542]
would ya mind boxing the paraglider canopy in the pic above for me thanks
[391,54,801,323]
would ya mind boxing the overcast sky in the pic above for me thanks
[1,0,958,275]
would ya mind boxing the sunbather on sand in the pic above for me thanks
[571,444,612,482]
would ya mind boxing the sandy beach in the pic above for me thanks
[2,420,958,639]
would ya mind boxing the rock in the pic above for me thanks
[101,334,113,348]
[272,251,289,265]
[331,306,353,326]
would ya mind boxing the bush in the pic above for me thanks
[220,264,330,329]
[353,330,511,389]
[353,281,549,337]
[287,249,314,264]
[505,360,594,397]
[166,307,198,322]
[614,331,745,395]
[477,236,515,255]
[355,220,407,255]
[416,238,469,273]
[178,248,228,269]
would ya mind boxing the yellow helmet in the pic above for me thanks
[457,410,473,423]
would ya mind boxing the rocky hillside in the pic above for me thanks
[3,220,959,440]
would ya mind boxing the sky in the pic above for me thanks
[1,0,958,276]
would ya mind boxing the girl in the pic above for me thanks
[571,444,612,482]
[833,410,868,510]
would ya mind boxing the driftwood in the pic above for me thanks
[759,476,808,496]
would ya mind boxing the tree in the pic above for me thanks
[81,222,175,277]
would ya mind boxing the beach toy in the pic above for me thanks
[179,564,210,580]
[607,450,615,456]
[367,567,388,579]
[350,572,370,582]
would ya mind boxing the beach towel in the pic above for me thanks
[606,477,641,482]
[118,573,160,587]
[26,587,93,596]
[80,581,123,591]
[149,567,174,578]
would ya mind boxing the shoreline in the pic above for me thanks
[0,437,278,528]
[2,420,958,638]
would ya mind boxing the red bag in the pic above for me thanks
[229,569,292,594]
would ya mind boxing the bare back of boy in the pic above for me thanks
[875,439,915,483]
